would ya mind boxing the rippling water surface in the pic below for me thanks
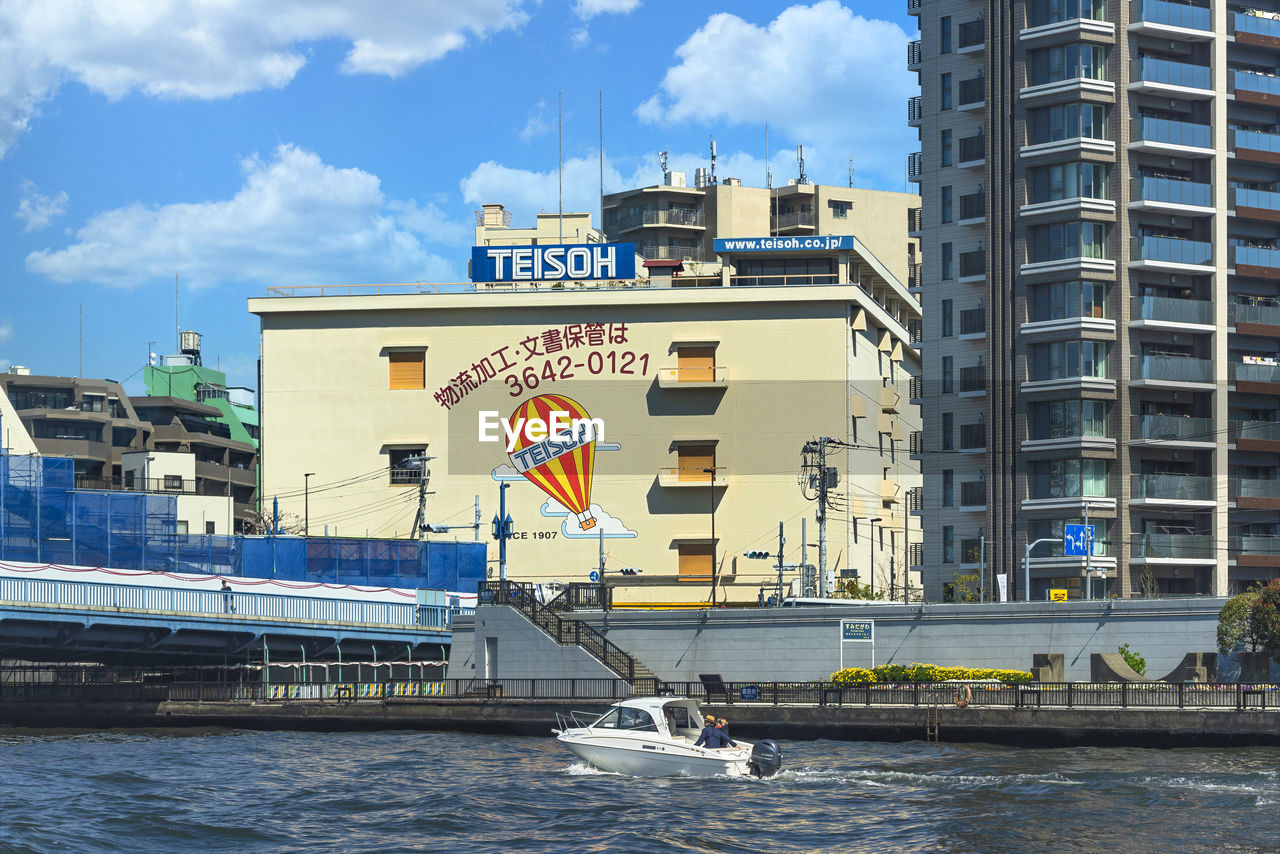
[2,728,1278,853]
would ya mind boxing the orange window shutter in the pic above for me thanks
[678,543,714,580]
[389,351,425,389]
[677,347,716,382]
[677,444,715,481]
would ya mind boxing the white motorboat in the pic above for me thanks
[553,696,783,778]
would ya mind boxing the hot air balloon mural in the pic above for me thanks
[506,394,598,531]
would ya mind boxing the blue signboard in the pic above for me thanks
[713,235,854,253]
[1064,524,1094,557]
[470,243,636,282]
[739,685,760,702]
[841,620,874,642]
[589,571,599,582]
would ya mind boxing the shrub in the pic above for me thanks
[1117,643,1146,677]
[829,663,1032,684]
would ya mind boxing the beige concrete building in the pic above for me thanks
[250,201,922,606]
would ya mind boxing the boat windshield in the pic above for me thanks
[591,707,659,731]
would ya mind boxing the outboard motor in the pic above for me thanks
[748,740,783,778]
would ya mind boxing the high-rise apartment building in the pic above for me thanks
[911,0,1280,601]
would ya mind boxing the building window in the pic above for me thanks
[675,345,717,383]
[1029,0,1108,28]
[677,542,714,581]
[1028,400,1109,439]
[941,15,952,53]
[941,186,953,223]
[1028,162,1109,203]
[941,73,952,110]
[1029,459,1109,498]
[830,200,851,218]
[941,242,953,280]
[1030,518,1110,556]
[675,443,717,483]
[1029,281,1108,321]
[1029,340,1110,380]
[206,521,216,535]
[1027,221,1109,263]
[163,475,183,491]
[389,447,428,485]
[942,411,954,450]
[943,526,955,563]
[175,520,188,535]
[943,469,954,506]
[942,356,954,393]
[1028,103,1108,144]
[942,299,953,337]
[1027,44,1108,86]
[941,130,953,167]
[388,350,426,390]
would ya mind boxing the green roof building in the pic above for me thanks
[143,332,260,450]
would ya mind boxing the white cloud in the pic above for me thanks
[25,144,461,289]
[573,0,641,18]
[636,2,914,185]
[15,179,67,231]
[0,0,528,156]
[518,100,551,142]
[491,464,523,482]
[0,319,12,343]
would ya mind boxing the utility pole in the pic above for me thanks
[801,518,808,597]
[409,456,436,540]
[777,522,785,605]
[801,437,836,592]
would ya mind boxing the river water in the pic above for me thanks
[2,729,1278,853]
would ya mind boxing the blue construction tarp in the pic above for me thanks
[1,451,486,595]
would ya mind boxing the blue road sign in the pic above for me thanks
[589,571,600,582]
[1064,524,1094,557]
[841,620,874,642]
[739,685,760,701]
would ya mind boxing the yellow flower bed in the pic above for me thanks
[830,663,1033,684]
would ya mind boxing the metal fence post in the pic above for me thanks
[1121,682,1128,709]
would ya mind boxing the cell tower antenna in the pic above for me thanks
[709,135,717,184]
[849,156,854,188]
[797,145,808,186]
[765,123,772,189]
[659,149,669,183]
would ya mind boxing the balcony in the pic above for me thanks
[1130,533,1215,561]
[656,366,729,388]
[908,207,921,236]
[1233,11,1280,49]
[908,152,922,183]
[771,210,816,231]
[959,307,985,338]
[639,245,710,262]
[1130,176,1212,212]
[958,75,985,109]
[958,19,984,52]
[1233,361,1280,387]
[909,430,924,459]
[909,375,923,402]
[959,365,986,395]
[1129,0,1213,37]
[1130,235,1212,269]
[908,95,922,127]
[1131,473,1215,502]
[1231,244,1280,277]
[658,466,728,488]
[1233,420,1280,447]
[1130,116,1212,154]
[1231,69,1280,107]
[907,0,920,15]
[909,542,924,569]
[959,192,985,224]
[908,262,922,292]
[958,134,985,166]
[1130,295,1213,327]
[1131,354,1214,386]
[1131,415,1214,445]
[1232,478,1280,509]
[908,39,921,71]
[1232,187,1280,224]
[1231,129,1280,165]
[907,318,922,346]
[959,422,986,451]
[1233,535,1280,566]
[959,249,985,281]
[1130,56,1212,96]
[907,486,923,515]
[1232,302,1280,332]
[959,480,987,510]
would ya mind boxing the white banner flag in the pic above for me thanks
[996,573,1008,602]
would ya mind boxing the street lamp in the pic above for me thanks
[704,467,718,606]
[1023,538,1058,602]
[868,517,882,595]
[303,472,315,537]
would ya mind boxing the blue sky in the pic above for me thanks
[0,0,916,394]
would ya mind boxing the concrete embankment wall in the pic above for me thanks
[452,599,1232,683]
[4,698,1278,748]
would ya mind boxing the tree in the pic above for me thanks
[1118,643,1146,677]
[1217,589,1263,656]
[1250,580,1280,663]
[837,579,885,601]
[950,572,980,603]
[241,509,304,535]
[1138,565,1159,599]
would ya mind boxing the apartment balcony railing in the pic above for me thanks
[1231,69,1280,98]
[908,207,921,233]
[908,152,923,180]
[1231,128,1280,158]
[908,39,922,70]
[909,430,924,455]
[1132,235,1212,266]
[909,375,923,400]
[908,95,922,124]
[1232,187,1280,216]
[1231,244,1280,271]
[1132,116,1211,149]
[644,209,704,227]
[959,192,985,221]
[908,262,922,290]
[959,307,985,335]
[959,134,984,164]
[909,542,924,568]
[908,319,923,345]
[1233,420,1280,442]
[958,19,985,49]
[959,249,985,278]
[1231,302,1280,326]
[1132,0,1211,31]
[657,466,728,488]
[1132,176,1211,208]
[656,366,729,387]
[908,0,921,13]
[639,245,709,262]
[74,475,232,497]
[1233,535,1280,556]
[1131,533,1214,560]
[1132,57,1211,90]
[1132,354,1213,384]
[1233,362,1280,384]
[1132,474,1215,501]
[1131,295,1212,325]
[772,211,815,230]
[1132,415,1213,442]
[959,365,986,393]
[1232,478,1280,500]
[1234,10,1280,39]
[958,75,985,106]
[959,422,986,450]
[960,481,987,507]
[907,486,923,513]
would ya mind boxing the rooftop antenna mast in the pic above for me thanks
[175,273,180,352]
[765,123,772,189]
[849,157,855,188]
[659,149,670,184]
[797,145,808,186]
[709,135,717,184]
